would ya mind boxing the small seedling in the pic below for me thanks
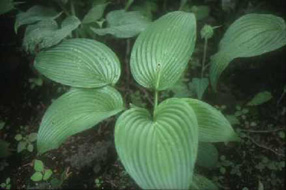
[28,77,43,89]
[0,178,11,189]
[95,177,103,188]
[30,160,53,182]
[15,132,37,153]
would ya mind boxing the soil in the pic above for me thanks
[0,0,285,190]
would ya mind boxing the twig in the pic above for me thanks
[245,136,285,157]
[239,128,285,133]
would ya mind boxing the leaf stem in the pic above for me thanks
[154,90,159,113]
[201,38,208,78]
[70,0,78,38]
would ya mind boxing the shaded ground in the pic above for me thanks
[1,1,286,189]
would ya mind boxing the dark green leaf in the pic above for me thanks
[191,174,218,190]
[15,5,59,32]
[23,16,80,53]
[82,3,108,24]
[0,140,11,158]
[0,0,14,15]
[196,142,218,168]
[191,78,209,99]
[91,10,150,38]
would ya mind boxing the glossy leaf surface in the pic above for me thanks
[210,14,286,90]
[37,87,124,154]
[35,38,120,88]
[183,98,239,142]
[115,98,198,189]
[130,11,196,90]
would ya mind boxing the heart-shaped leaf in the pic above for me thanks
[130,11,196,91]
[34,38,121,88]
[115,98,198,189]
[183,98,239,142]
[37,86,124,154]
[210,14,286,90]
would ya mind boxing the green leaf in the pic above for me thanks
[225,115,240,125]
[15,134,22,141]
[37,86,124,154]
[17,141,27,153]
[15,5,59,32]
[28,133,38,142]
[196,142,218,168]
[247,91,273,106]
[0,183,5,188]
[27,144,34,152]
[183,98,240,142]
[34,160,44,172]
[82,3,108,24]
[0,0,14,15]
[125,0,134,11]
[6,178,10,184]
[43,169,53,181]
[30,171,43,182]
[34,38,120,88]
[115,98,198,189]
[0,121,5,130]
[190,174,218,190]
[23,16,80,53]
[190,5,210,20]
[191,78,209,99]
[91,10,150,38]
[0,140,11,158]
[210,14,286,90]
[130,11,196,91]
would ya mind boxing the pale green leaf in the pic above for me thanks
[30,172,43,182]
[247,91,273,106]
[43,169,53,181]
[210,14,286,90]
[37,86,124,154]
[0,121,5,130]
[258,181,264,190]
[115,98,198,189]
[28,133,38,142]
[225,115,240,125]
[34,160,44,172]
[6,178,10,184]
[15,134,22,141]
[34,38,120,88]
[91,10,150,38]
[0,0,14,15]
[82,3,108,24]
[196,142,218,168]
[15,5,59,32]
[191,78,209,99]
[190,174,218,190]
[131,11,196,91]
[23,16,80,53]
[27,144,34,152]
[132,1,157,19]
[17,141,27,153]
[183,98,240,142]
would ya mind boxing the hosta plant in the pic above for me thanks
[33,11,241,189]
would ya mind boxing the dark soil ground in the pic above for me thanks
[0,0,285,190]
